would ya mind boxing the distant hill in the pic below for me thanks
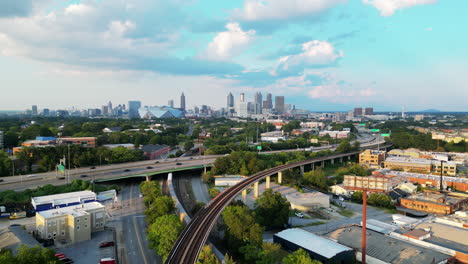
[421,109,441,113]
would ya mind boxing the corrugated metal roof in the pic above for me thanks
[32,191,96,205]
[275,228,352,259]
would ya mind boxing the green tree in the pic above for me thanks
[15,245,59,264]
[351,191,363,203]
[335,140,352,153]
[140,181,162,207]
[222,205,264,251]
[197,245,220,264]
[0,150,12,176]
[184,141,194,151]
[283,249,320,264]
[147,214,184,261]
[257,242,285,264]
[254,189,290,229]
[223,254,236,264]
[145,196,175,224]
[303,169,328,190]
[208,188,220,198]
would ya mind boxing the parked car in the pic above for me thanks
[99,241,115,248]
[54,253,65,258]
[295,212,304,218]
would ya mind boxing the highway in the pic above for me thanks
[165,143,392,264]
[0,135,383,192]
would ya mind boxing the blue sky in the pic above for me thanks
[0,0,467,111]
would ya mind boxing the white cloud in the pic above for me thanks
[235,0,346,21]
[362,0,436,16]
[64,4,94,15]
[204,22,255,60]
[273,40,343,75]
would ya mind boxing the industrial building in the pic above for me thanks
[260,131,287,143]
[400,191,468,215]
[286,192,330,210]
[141,144,171,160]
[32,191,97,212]
[326,225,450,264]
[384,156,457,176]
[36,202,106,244]
[359,149,386,168]
[318,130,350,139]
[274,228,355,264]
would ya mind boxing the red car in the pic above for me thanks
[55,253,66,258]
[99,241,115,248]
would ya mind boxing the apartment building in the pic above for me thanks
[36,202,106,244]
[359,149,386,168]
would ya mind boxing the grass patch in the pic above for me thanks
[338,209,354,217]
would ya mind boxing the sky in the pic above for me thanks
[0,0,467,112]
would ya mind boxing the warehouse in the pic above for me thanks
[31,191,97,212]
[274,228,354,264]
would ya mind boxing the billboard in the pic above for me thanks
[343,176,390,191]
[432,134,446,140]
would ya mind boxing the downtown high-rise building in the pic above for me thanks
[236,93,248,118]
[365,107,374,115]
[227,92,234,108]
[354,107,363,116]
[128,101,142,118]
[275,96,285,114]
[254,92,262,114]
[266,93,273,109]
[32,105,38,115]
[108,101,113,112]
[168,100,174,108]
[180,92,186,111]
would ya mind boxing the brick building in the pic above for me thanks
[359,149,386,168]
[400,191,468,215]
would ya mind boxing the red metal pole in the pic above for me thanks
[362,190,367,264]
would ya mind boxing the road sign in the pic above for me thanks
[58,164,65,173]
[359,123,366,126]
[257,146,262,150]
[371,129,380,132]
[380,133,390,137]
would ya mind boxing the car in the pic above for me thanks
[124,169,131,172]
[176,162,182,165]
[55,253,66,258]
[90,166,96,169]
[59,258,73,264]
[58,176,65,180]
[80,174,88,178]
[146,166,153,169]
[139,194,143,198]
[99,241,115,248]
[154,161,160,164]
[0,179,3,182]
[295,212,304,218]
[189,157,193,160]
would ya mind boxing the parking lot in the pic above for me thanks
[57,230,115,264]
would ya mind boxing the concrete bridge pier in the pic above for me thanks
[146,175,152,182]
[278,171,283,184]
[254,182,259,198]
[321,160,325,168]
[311,163,315,170]
[348,156,351,160]
[340,157,343,163]
[300,165,304,175]
[331,159,335,165]
[242,189,247,203]
[266,176,271,189]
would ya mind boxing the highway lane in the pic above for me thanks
[0,157,216,191]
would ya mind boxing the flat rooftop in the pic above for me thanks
[275,228,352,259]
[402,192,465,206]
[326,226,450,264]
[32,190,96,205]
[38,201,104,219]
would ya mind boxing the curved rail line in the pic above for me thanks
[165,144,392,264]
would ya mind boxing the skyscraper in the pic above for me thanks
[266,93,273,109]
[180,92,186,111]
[168,100,174,108]
[108,101,113,112]
[275,96,285,114]
[364,107,374,115]
[240,93,245,102]
[128,101,141,118]
[32,105,38,115]
[254,92,262,114]
[227,92,234,108]
[354,107,363,116]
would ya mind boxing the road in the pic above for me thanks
[165,144,392,264]
[0,157,217,191]
[114,182,161,264]
[0,136,384,192]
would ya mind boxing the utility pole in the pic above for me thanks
[68,144,71,185]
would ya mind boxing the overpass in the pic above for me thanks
[165,143,392,264]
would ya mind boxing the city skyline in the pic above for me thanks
[0,1,467,111]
